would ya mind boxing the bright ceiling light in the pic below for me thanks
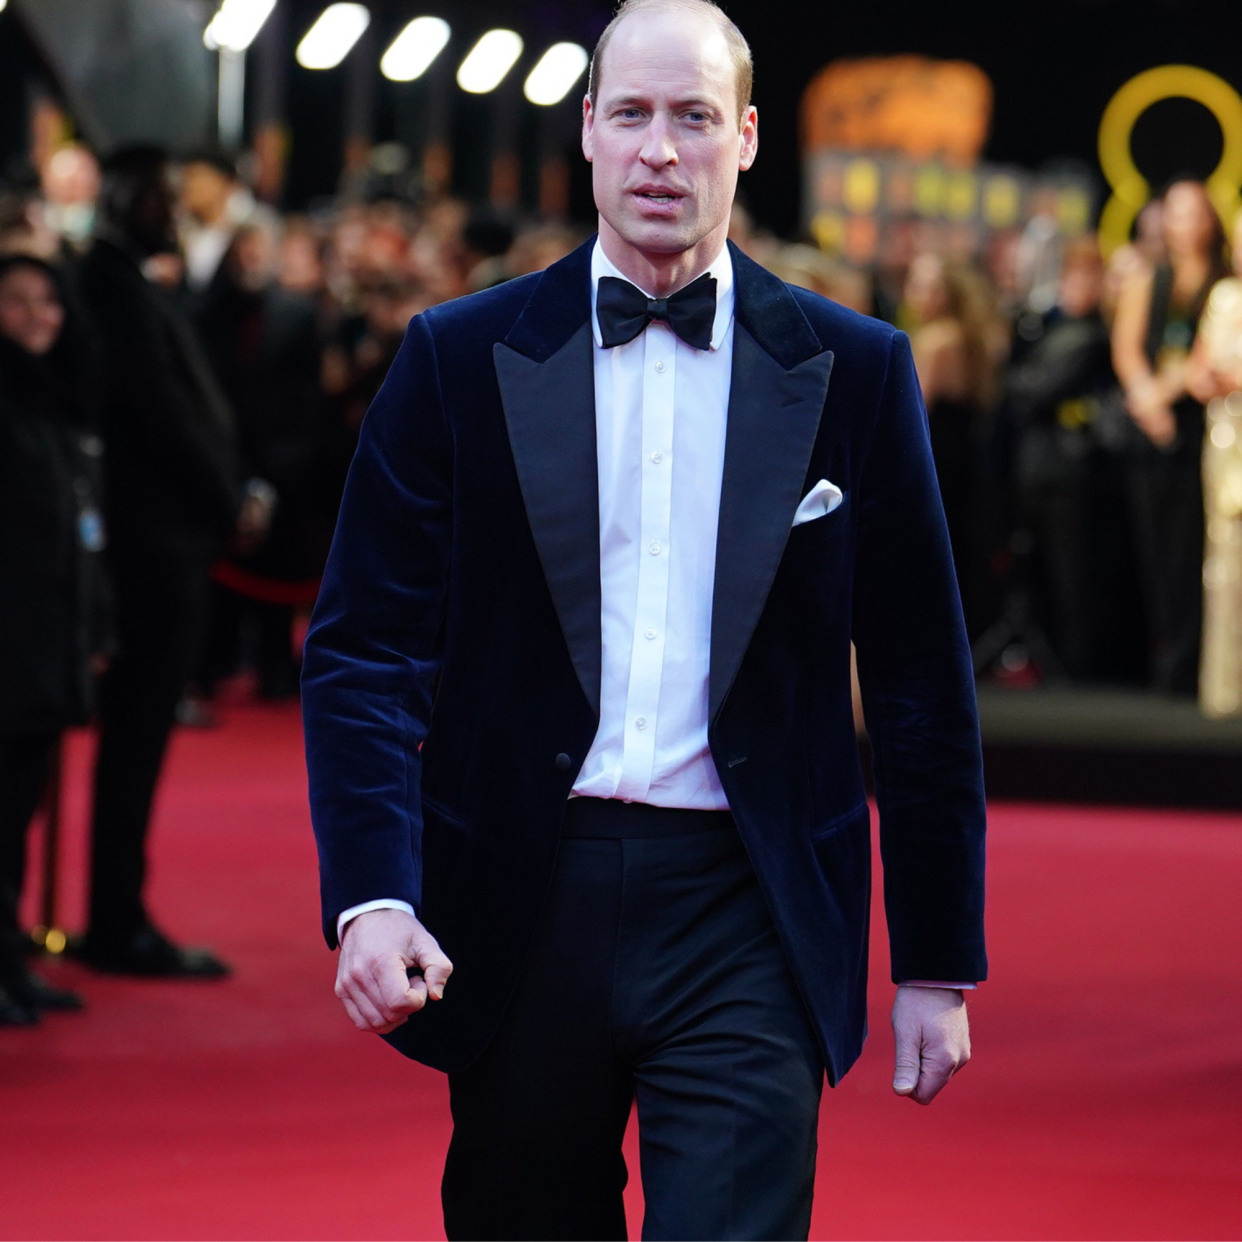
[456,29,523,94]
[296,3,371,70]
[524,42,588,106]
[203,0,276,53]
[380,16,451,82]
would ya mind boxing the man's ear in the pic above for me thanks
[582,95,595,162]
[738,105,758,172]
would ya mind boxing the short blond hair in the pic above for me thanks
[588,0,753,125]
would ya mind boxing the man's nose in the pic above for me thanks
[639,116,678,169]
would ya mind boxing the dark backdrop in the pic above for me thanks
[1,0,1237,233]
[726,0,1238,236]
[279,0,1239,231]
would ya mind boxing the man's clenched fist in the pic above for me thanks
[891,985,971,1105]
[335,909,453,1034]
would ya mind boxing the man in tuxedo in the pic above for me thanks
[303,2,987,1238]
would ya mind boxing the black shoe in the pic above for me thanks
[5,967,84,1013]
[0,983,39,1027]
[70,925,231,979]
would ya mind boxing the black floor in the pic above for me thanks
[974,687,1242,809]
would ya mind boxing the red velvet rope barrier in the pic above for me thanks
[210,560,322,607]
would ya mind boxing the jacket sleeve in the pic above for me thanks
[851,330,988,984]
[301,314,453,947]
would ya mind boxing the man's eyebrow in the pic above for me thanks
[604,93,723,113]
[605,93,651,109]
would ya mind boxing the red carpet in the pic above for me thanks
[2,703,1240,1240]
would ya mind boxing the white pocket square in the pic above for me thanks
[792,479,844,526]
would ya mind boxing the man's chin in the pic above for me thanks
[606,220,702,260]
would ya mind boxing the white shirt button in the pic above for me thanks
[635,717,648,730]
[654,361,666,373]
[650,451,663,464]
[648,542,661,555]
[645,627,657,640]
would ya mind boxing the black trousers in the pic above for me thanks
[88,549,212,940]
[442,800,824,1242]
[1126,405,1205,696]
[198,581,299,699]
[1022,451,1145,684]
[0,732,57,977]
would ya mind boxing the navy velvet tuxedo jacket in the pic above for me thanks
[302,238,987,1083]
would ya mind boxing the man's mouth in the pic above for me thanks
[633,188,682,204]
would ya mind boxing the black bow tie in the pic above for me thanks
[596,272,717,351]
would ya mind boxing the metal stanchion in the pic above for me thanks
[29,735,67,956]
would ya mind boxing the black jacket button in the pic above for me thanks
[554,753,572,772]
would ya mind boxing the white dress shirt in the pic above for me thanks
[570,240,733,810]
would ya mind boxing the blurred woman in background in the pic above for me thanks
[1111,179,1227,695]
[1188,211,1242,717]
[904,251,1005,633]
[0,255,108,1025]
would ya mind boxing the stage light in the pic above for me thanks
[380,16,451,82]
[524,42,588,106]
[203,0,276,53]
[457,29,523,94]
[296,3,371,70]
[0,2,8,14]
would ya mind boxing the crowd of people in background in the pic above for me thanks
[1,140,1241,1027]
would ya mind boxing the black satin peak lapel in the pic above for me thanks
[495,325,602,719]
[505,236,596,363]
[709,325,834,722]
[728,240,823,369]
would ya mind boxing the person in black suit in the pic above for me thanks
[303,2,986,1238]
[1007,238,1142,682]
[194,222,327,700]
[71,147,257,977]
[0,254,105,1024]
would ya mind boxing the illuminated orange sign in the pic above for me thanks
[801,56,993,168]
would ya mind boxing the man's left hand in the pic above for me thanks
[891,985,971,1105]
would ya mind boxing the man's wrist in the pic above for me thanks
[336,899,416,944]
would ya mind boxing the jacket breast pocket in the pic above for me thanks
[781,492,852,585]
[787,489,850,546]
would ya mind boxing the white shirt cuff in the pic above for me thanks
[336,899,416,944]
[898,980,977,990]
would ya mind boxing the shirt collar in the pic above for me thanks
[590,238,735,352]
